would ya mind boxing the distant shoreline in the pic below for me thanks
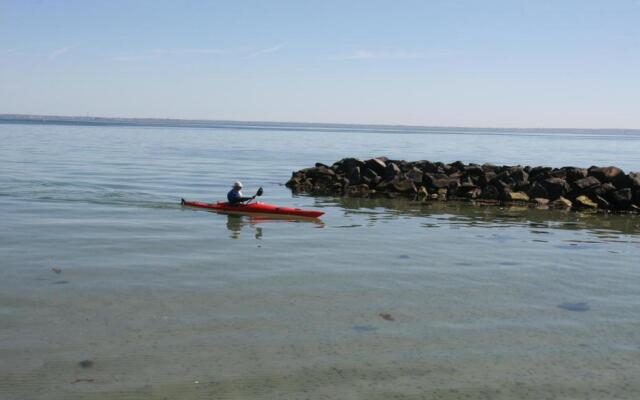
[1,113,639,134]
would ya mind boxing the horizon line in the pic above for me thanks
[1,113,639,132]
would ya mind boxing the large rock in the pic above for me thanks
[405,167,423,184]
[479,163,498,173]
[541,178,570,200]
[464,187,482,199]
[424,173,459,190]
[592,182,617,198]
[509,166,528,184]
[507,191,530,202]
[419,160,440,174]
[391,179,417,194]
[534,198,550,206]
[479,171,497,186]
[360,167,380,187]
[449,161,466,172]
[455,182,479,197]
[383,163,401,182]
[527,182,549,199]
[594,195,610,209]
[285,176,302,188]
[312,165,337,178]
[480,185,500,200]
[588,166,624,184]
[529,166,553,181]
[549,196,572,209]
[346,166,361,185]
[463,164,484,177]
[515,181,532,193]
[364,158,387,175]
[629,172,640,188]
[575,195,598,209]
[549,169,567,179]
[610,188,633,209]
[563,167,588,182]
[493,177,517,191]
[572,176,600,191]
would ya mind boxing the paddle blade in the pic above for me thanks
[256,187,264,196]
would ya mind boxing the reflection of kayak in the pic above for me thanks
[181,199,325,218]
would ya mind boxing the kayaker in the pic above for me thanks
[227,181,254,205]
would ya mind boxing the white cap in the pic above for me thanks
[233,181,243,188]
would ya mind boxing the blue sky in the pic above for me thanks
[1,0,639,128]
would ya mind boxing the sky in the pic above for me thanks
[1,0,639,128]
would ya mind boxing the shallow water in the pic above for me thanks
[1,122,640,399]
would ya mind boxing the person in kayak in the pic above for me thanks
[227,181,255,205]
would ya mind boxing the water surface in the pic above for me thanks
[1,122,640,399]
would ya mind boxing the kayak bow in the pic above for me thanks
[181,199,325,218]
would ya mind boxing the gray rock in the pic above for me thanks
[465,187,482,199]
[529,166,553,181]
[592,182,617,198]
[527,182,549,199]
[391,179,417,194]
[575,195,598,209]
[610,188,633,209]
[463,164,484,176]
[507,191,529,202]
[419,160,439,174]
[533,198,550,206]
[562,167,588,182]
[364,158,387,175]
[549,196,572,208]
[509,166,528,184]
[588,166,624,184]
[383,162,401,182]
[346,166,361,185]
[481,185,500,200]
[405,167,423,184]
[572,176,600,191]
[541,178,570,200]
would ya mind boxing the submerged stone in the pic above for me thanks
[352,325,378,332]
[378,313,395,321]
[557,302,590,312]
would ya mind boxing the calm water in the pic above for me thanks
[1,122,640,399]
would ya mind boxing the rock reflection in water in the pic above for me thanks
[313,196,640,241]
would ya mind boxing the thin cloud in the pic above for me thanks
[48,45,75,61]
[339,49,425,60]
[111,48,223,61]
[148,48,223,55]
[337,49,456,61]
[246,44,283,58]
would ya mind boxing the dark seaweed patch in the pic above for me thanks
[557,302,590,312]
[352,325,377,332]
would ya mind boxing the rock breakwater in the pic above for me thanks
[286,157,640,212]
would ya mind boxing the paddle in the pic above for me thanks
[246,187,263,204]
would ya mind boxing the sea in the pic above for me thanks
[1,120,640,399]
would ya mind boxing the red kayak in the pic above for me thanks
[181,199,325,218]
